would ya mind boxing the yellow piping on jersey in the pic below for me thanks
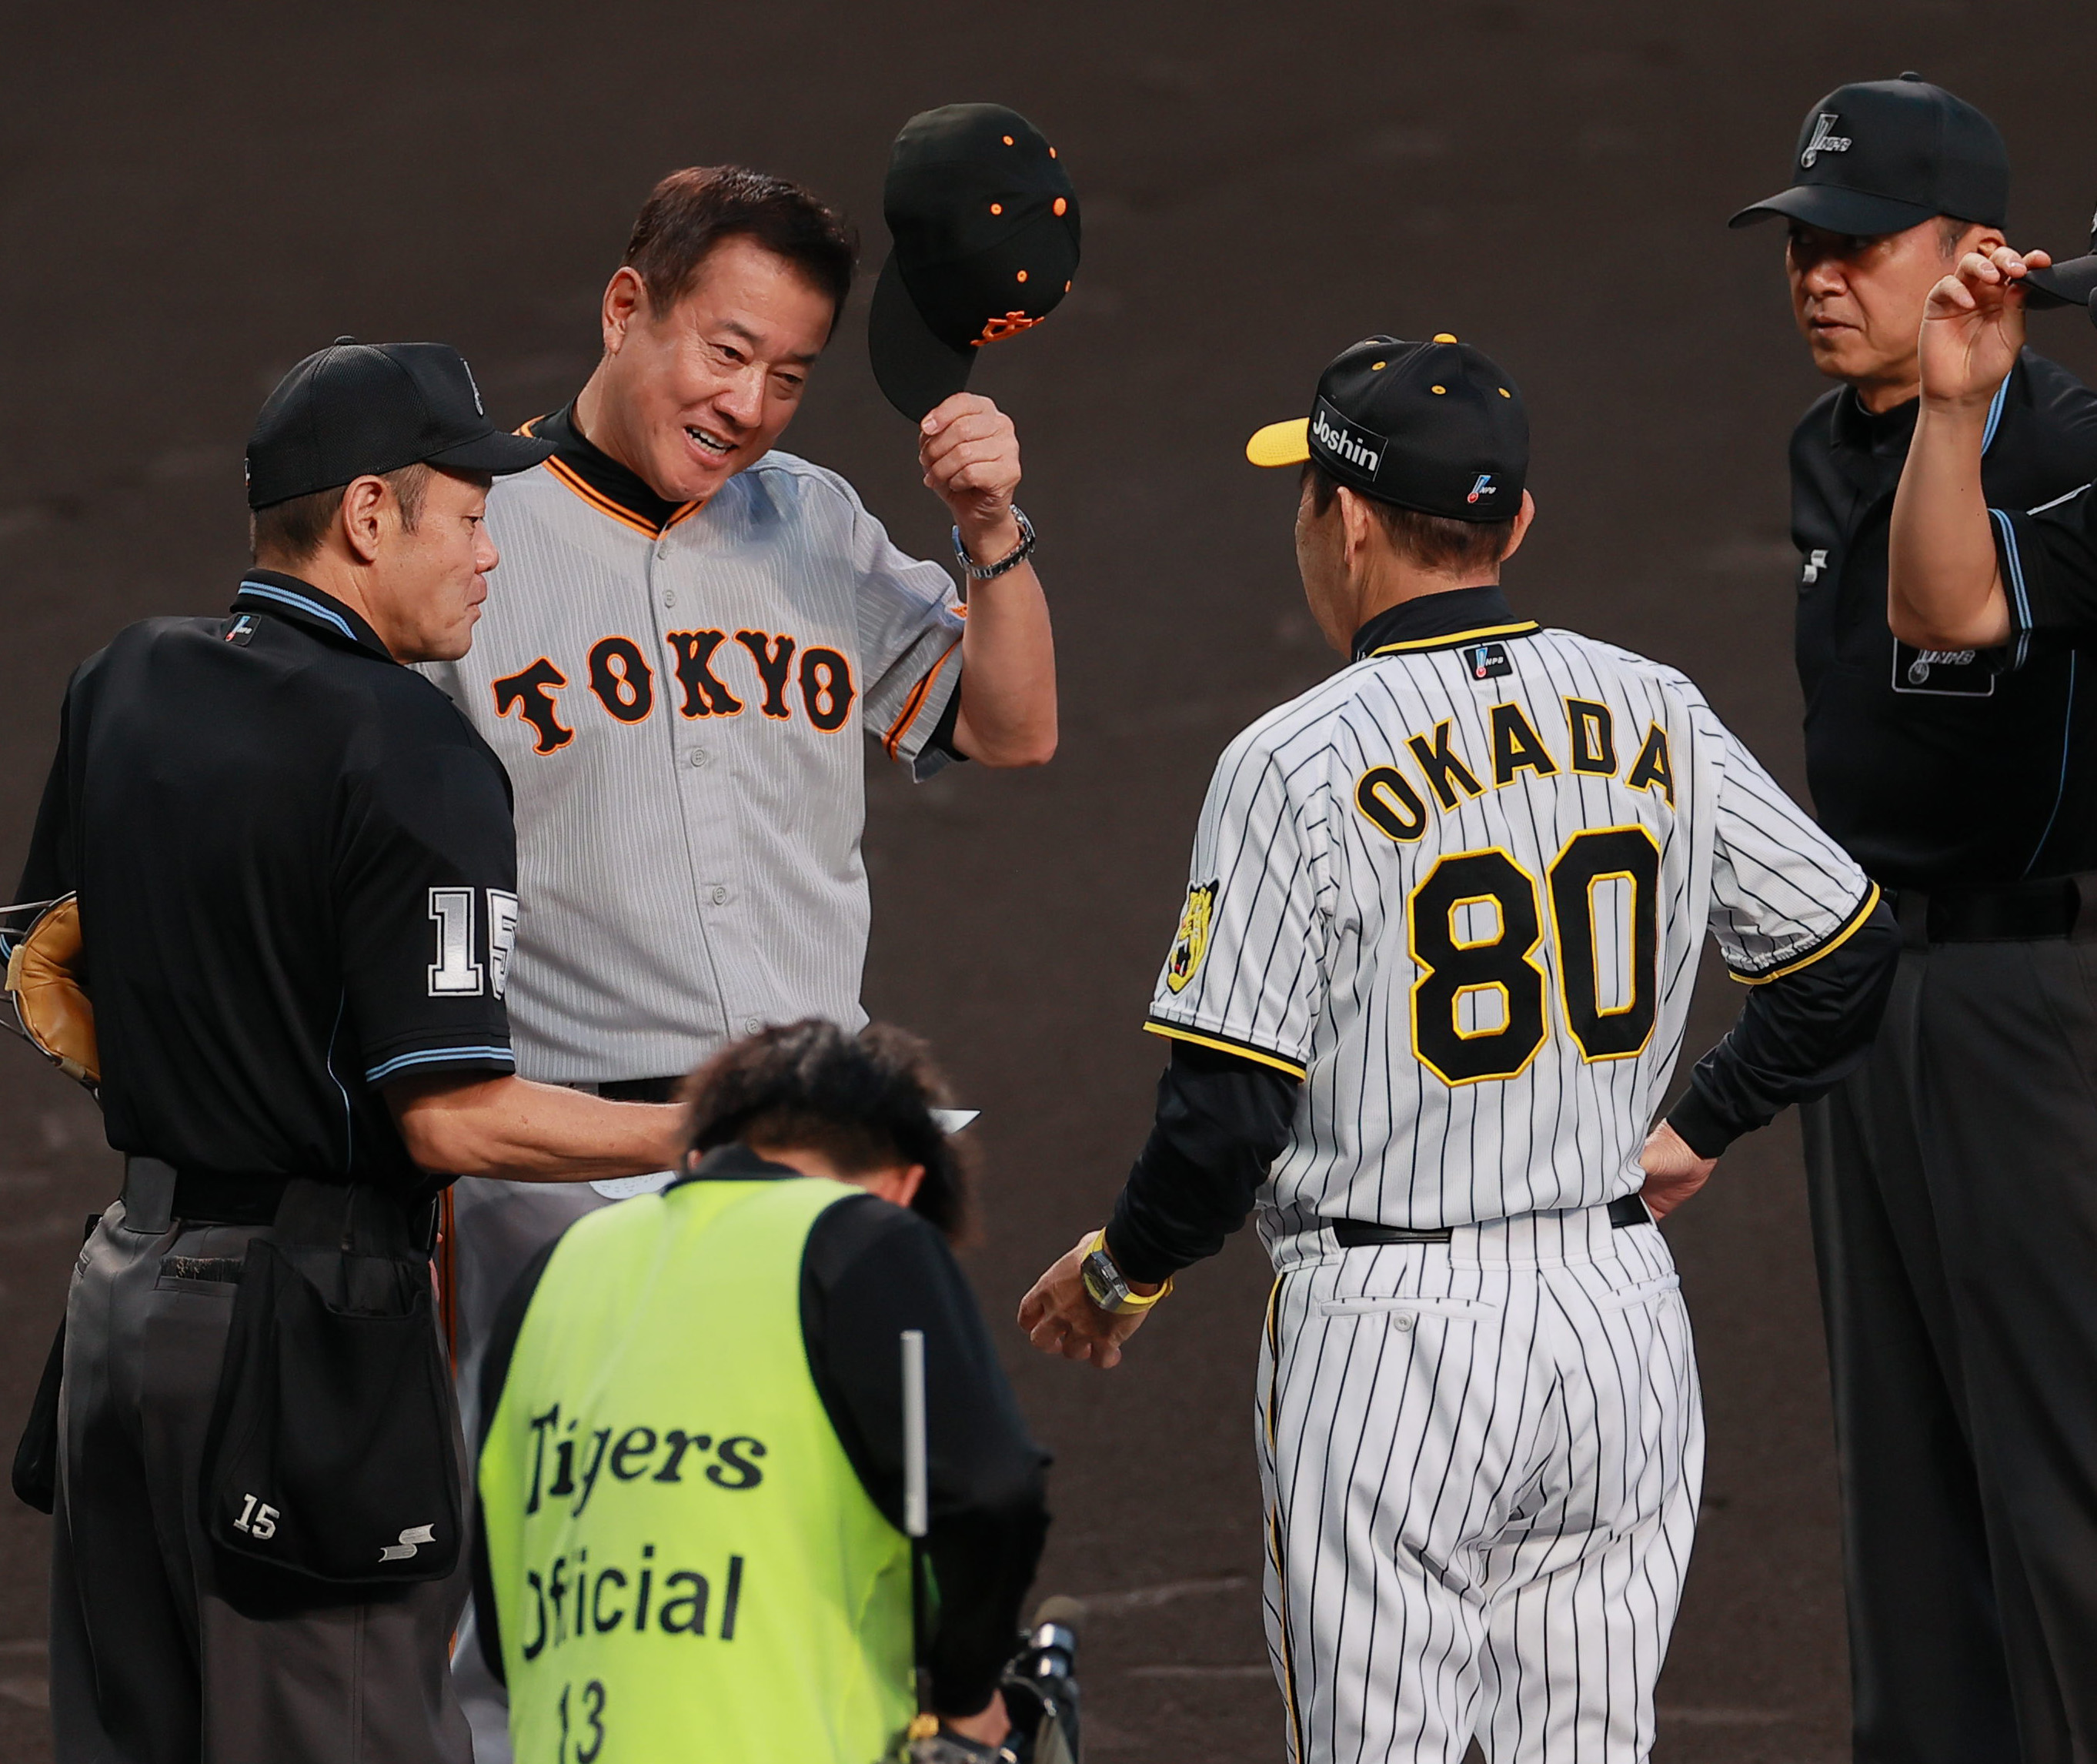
[1734,882,1882,986]
[1142,1020,1309,1079]
[1263,1280,1306,1764]
[1368,620,1540,656]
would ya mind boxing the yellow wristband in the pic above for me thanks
[1086,1231,1174,1310]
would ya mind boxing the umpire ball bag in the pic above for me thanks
[199,1181,462,1589]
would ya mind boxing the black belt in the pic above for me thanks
[1889,874,2096,946]
[172,1167,292,1226]
[1328,1193,1651,1248]
[123,1158,436,1252]
[593,1076,682,1104]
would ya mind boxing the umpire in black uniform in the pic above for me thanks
[1733,77,2097,1762]
[15,341,690,1764]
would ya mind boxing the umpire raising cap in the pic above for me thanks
[15,340,692,1764]
[1734,76,2097,1762]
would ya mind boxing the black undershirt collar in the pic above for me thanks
[1827,359,2021,464]
[1350,583,1538,662]
[1828,387,1919,459]
[669,1141,803,1189]
[232,570,394,661]
[525,402,691,533]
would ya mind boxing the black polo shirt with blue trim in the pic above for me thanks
[15,570,519,1192]
[1791,349,2097,890]
[1995,482,2097,646]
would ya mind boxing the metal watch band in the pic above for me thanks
[951,506,1036,580]
[1080,1231,1174,1315]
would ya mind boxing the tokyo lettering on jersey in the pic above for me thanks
[422,415,967,1082]
[1147,593,1875,1244]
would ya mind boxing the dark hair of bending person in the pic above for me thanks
[680,1019,970,1239]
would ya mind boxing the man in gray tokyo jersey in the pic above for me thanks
[420,165,1057,1754]
[1022,335,1898,1762]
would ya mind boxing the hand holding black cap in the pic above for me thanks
[1729,72,2007,237]
[1246,334,1528,523]
[246,339,552,509]
[2024,205,2097,326]
[868,103,1080,422]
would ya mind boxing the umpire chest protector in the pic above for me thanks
[479,1174,915,1762]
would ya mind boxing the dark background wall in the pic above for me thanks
[2,5,2093,1757]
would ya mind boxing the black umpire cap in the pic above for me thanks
[1245,334,1529,523]
[867,103,1080,422]
[1729,72,2008,237]
[2025,207,2097,322]
[245,339,553,509]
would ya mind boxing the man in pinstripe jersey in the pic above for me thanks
[1022,336,1898,1762]
[419,165,1057,1754]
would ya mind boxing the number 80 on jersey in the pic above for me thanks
[1401,827,1661,1087]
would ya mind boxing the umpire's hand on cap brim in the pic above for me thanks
[1020,1232,1153,1370]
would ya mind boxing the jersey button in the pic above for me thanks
[688,748,708,768]
[743,1017,762,1035]
[1392,1313,1416,1333]
[663,588,677,608]
[709,885,730,906]
[656,541,671,560]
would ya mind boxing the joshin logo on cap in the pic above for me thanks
[1310,398,1384,478]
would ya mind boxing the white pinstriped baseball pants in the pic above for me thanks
[1257,1204,1703,1763]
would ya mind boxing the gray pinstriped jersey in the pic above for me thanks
[421,449,965,1082]
[1147,615,1875,1245]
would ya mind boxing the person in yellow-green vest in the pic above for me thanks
[473,1020,1050,1762]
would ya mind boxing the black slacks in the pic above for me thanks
[1800,924,2097,1764]
[48,1161,473,1764]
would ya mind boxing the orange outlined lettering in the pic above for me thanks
[493,658,574,754]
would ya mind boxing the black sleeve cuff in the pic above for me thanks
[1994,493,2097,650]
[1677,897,1898,1158]
[1104,1041,1301,1284]
[925,672,968,763]
[1666,1084,1744,1161]
[1991,507,2039,664]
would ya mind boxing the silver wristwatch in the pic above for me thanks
[951,506,1036,580]
[1079,1231,1174,1315]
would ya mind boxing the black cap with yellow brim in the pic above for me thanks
[1246,334,1528,523]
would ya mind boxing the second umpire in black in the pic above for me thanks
[1733,77,2097,1759]
[15,342,690,1763]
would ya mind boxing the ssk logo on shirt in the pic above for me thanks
[1892,640,1995,698]
[1464,641,1514,681]
[1310,399,1384,479]
[1801,113,1852,169]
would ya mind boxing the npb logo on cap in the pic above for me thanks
[1801,112,1852,168]
[1309,397,1385,479]
[1467,474,1498,505]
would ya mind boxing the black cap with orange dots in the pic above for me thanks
[867,103,1080,421]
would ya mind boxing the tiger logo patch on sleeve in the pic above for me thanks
[1166,882,1218,994]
